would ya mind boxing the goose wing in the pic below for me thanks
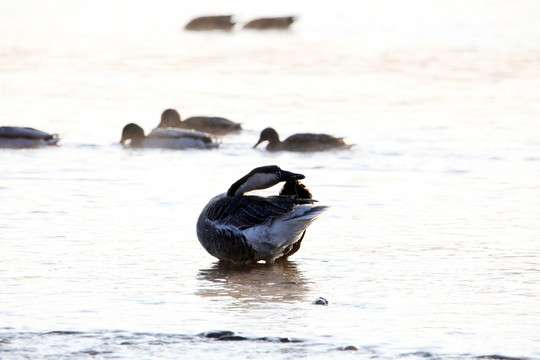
[206,195,310,230]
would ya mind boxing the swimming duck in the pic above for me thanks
[120,123,218,149]
[243,16,296,30]
[254,127,351,152]
[184,15,236,31]
[0,126,59,148]
[196,165,327,265]
[157,109,241,136]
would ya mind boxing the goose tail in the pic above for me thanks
[259,204,328,263]
[277,204,328,238]
[285,205,328,223]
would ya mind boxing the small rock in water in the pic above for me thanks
[199,330,235,339]
[411,351,434,358]
[217,335,248,341]
[256,336,303,343]
[338,345,358,351]
[475,356,527,360]
[313,297,329,306]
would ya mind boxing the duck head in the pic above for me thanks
[158,109,182,128]
[227,165,305,196]
[253,127,280,148]
[120,123,145,146]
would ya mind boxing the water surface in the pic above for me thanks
[1,0,539,359]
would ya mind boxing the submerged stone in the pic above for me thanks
[338,345,358,351]
[199,330,235,339]
[313,297,329,305]
[217,335,248,341]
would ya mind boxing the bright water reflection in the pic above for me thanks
[197,262,309,307]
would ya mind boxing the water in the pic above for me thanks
[1,0,540,359]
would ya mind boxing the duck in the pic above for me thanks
[184,15,236,31]
[243,16,296,30]
[253,127,351,152]
[157,109,242,136]
[0,126,59,148]
[196,165,327,265]
[120,123,218,149]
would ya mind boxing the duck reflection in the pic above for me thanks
[196,261,309,308]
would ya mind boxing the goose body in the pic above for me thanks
[120,123,218,149]
[254,127,351,152]
[0,126,59,148]
[196,165,327,265]
[185,15,235,31]
[243,17,295,30]
[158,109,241,136]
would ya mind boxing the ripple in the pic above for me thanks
[0,330,533,360]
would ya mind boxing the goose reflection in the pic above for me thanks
[196,261,309,308]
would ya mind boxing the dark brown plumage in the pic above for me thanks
[254,127,352,152]
[184,15,236,31]
[157,109,241,136]
[243,17,295,30]
[279,178,313,200]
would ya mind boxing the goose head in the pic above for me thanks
[253,127,280,148]
[158,109,182,128]
[227,165,304,196]
[120,123,146,146]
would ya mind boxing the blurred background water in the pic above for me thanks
[1,0,539,359]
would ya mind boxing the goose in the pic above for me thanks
[196,165,327,265]
[243,16,296,30]
[120,123,218,149]
[157,109,241,136]
[0,126,59,148]
[184,15,236,31]
[254,127,351,152]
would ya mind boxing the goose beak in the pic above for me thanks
[278,169,305,181]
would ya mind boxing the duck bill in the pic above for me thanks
[278,168,305,181]
[253,139,263,148]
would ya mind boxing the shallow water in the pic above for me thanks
[1,0,540,359]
